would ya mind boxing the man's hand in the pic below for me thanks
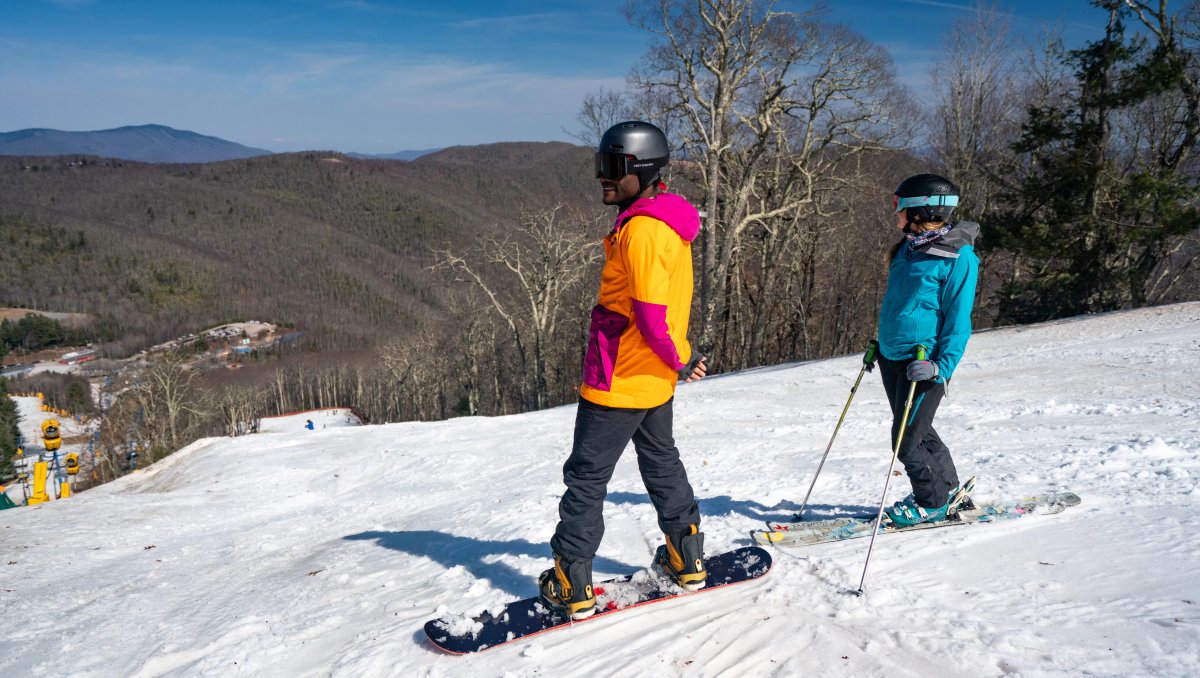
[906,359,939,382]
[679,354,709,383]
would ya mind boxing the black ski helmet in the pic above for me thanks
[894,173,959,223]
[595,121,670,192]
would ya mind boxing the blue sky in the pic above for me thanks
[0,0,1106,154]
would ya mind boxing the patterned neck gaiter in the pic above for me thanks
[906,223,952,251]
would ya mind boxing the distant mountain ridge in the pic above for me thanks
[0,124,273,163]
[347,149,440,161]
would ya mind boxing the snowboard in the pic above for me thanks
[424,545,772,655]
[752,491,1081,548]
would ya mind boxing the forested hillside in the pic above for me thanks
[0,143,596,353]
[1,143,626,476]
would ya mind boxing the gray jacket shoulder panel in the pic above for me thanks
[920,221,979,258]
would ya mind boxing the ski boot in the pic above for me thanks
[884,494,949,527]
[952,476,978,512]
[537,554,595,620]
[885,476,976,527]
[654,524,707,591]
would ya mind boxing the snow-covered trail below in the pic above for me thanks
[2,303,1198,677]
[3,394,90,507]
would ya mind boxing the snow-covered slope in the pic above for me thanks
[2,304,1198,677]
[258,408,363,434]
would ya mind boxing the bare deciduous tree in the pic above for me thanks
[625,0,908,352]
[97,352,209,468]
[929,1,1022,220]
[567,88,636,146]
[435,204,602,409]
[215,382,268,436]
[131,352,207,457]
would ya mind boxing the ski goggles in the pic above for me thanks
[595,152,634,180]
[894,194,959,212]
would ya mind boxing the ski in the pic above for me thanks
[424,545,772,654]
[752,491,1081,548]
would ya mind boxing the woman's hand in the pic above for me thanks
[906,360,939,382]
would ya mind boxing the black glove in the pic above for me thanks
[863,340,880,373]
[906,360,939,382]
[678,352,707,381]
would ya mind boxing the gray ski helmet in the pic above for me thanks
[595,121,669,190]
[894,173,959,223]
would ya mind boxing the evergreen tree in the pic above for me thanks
[989,1,1199,322]
[0,384,19,478]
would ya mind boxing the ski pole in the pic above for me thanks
[794,340,879,520]
[852,343,926,597]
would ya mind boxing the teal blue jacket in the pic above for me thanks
[877,222,979,382]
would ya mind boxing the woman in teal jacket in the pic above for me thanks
[877,174,979,526]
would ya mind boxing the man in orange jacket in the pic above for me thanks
[538,121,709,620]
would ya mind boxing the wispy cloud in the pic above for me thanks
[334,0,380,10]
[263,1,416,26]
[448,12,572,31]
[0,34,623,151]
[897,0,973,11]
[898,0,1103,34]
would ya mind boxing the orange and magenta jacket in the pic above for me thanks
[579,192,701,409]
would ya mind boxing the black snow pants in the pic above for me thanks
[878,355,961,508]
[550,397,701,562]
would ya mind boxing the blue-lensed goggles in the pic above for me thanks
[894,194,959,212]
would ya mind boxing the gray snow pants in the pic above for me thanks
[550,397,701,562]
[878,355,961,508]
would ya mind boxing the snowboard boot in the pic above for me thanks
[654,524,707,591]
[885,476,976,527]
[537,554,595,620]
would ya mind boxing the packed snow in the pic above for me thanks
[2,303,1198,677]
[257,408,364,434]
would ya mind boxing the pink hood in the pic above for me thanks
[614,193,701,242]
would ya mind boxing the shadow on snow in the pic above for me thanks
[345,493,876,598]
[605,491,876,523]
[344,530,639,598]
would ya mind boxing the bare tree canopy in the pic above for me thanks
[436,204,603,410]
[621,0,910,358]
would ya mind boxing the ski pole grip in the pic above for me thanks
[915,344,927,361]
[863,340,879,366]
